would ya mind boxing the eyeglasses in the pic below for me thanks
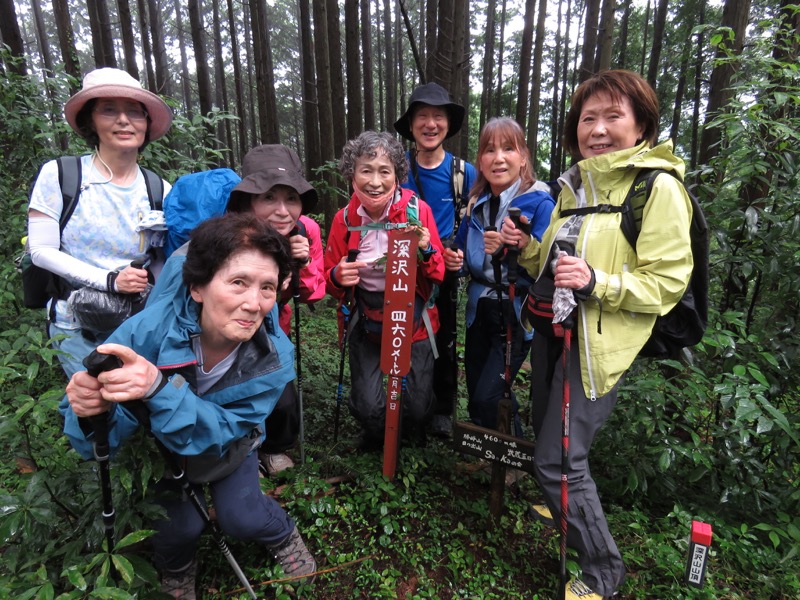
[93,105,149,121]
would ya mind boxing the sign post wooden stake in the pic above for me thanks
[380,229,418,480]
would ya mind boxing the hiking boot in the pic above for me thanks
[262,452,295,476]
[271,526,317,582]
[429,414,452,438]
[565,577,605,599]
[161,559,197,599]
[530,503,556,527]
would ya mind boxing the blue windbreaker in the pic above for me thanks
[60,278,295,461]
[455,180,555,337]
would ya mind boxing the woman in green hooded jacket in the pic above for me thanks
[501,70,693,600]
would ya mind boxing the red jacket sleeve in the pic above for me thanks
[324,208,350,302]
[295,215,326,305]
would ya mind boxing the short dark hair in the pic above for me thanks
[74,98,153,152]
[563,69,660,160]
[182,213,292,290]
[339,131,409,184]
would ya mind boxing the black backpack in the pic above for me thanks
[561,168,709,358]
[20,156,164,309]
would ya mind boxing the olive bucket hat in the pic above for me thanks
[228,145,318,214]
[393,82,465,141]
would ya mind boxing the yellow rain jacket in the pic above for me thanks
[519,141,694,398]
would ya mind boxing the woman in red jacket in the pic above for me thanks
[324,131,445,449]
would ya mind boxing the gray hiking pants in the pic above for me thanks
[530,333,626,597]
[348,323,435,444]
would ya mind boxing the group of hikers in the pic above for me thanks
[27,66,694,599]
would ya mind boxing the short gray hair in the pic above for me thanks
[338,131,409,184]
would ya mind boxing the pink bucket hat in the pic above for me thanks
[64,68,173,141]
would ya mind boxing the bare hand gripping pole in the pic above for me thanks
[83,350,259,600]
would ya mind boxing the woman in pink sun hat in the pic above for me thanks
[27,67,174,379]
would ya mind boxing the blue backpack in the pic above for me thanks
[163,168,241,257]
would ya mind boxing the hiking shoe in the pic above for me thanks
[429,414,452,438]
[161,559,197,599]
[530,503,556,527]
[271,526,317,582]
[262,452,295,476]
[565,578,604,599]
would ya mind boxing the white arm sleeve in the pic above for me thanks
[28,216,111,290]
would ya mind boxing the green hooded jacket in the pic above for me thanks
[519,140,693,398]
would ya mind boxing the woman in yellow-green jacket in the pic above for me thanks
[501,70,693,600]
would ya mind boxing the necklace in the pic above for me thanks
[92,152,139,186]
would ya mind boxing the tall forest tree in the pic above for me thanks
[0,0,26,75]
[212,0,233,153]
[515,0,536,130]
[647,0,670,88]
[226,0,248,161]
[137,0,157,90]
[698,0,752,168]
[360,0,376,131]
[148,0,172,97]
[525,0,548,153]
[174,0,194,116]
[344,0,363,139]
[86,0,117,67]
[299,0,321,173]
[52,0,81,88]
[251,0,280,144]
[326,0,347,153]
[595,0,616,72]
[30,0,54,79]
[188,0,213,119]
[117,0,140,78]
[579,0,601,81]
[479,0,497,129]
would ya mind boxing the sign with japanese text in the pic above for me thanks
[381,229,418,480]
[380,230,418,377]
[453,421,536,474]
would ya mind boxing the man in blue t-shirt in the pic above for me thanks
[394,83,477,437]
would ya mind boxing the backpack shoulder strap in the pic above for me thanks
[56,156,83,231]
[452,156,466,230]
[406,193,419,223]
[140,166,164,210]
[621,168,670,250]
[451,156,466,205]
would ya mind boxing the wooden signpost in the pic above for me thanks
[380,229,418,480]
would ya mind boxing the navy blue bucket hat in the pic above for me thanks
[394,83,466,141]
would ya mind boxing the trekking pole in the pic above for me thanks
[83,255,149,564]
[505,208,522,394]
[448,240,460,426]
[333,249,360,443]
[290,227,306,465]
[486,221,511,518]
[558,318,573,600]
[83,351,260,600]
[83,356,117,575]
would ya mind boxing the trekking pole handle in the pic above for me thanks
[130,257,149,270]
[84,350,123,378]
[83,350,124,455]
[344,249,360,303]
[507,208,522,286]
